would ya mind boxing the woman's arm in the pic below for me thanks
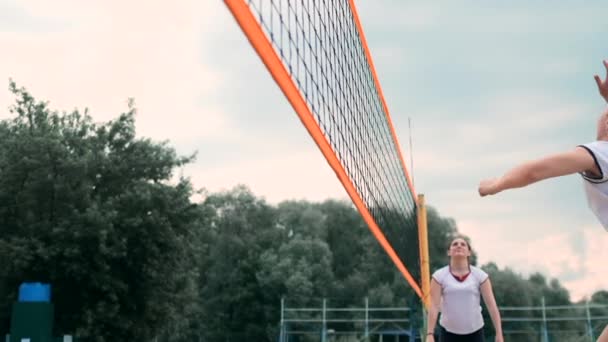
[480,279,503,341]
[425,278,442,341]
[479,147,597,196]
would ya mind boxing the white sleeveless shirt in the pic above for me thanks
[579,141,608,231]
[432,265,488,334]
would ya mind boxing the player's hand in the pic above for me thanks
[495,334,504,342]
[426,334,435,342]
[594,60,608,103]
[478,178,500,196]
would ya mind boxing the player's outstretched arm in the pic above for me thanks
[478,147,598,196]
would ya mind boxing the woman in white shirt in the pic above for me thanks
[425,237,503,342]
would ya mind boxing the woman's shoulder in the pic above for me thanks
[432,265,449,280]
[470,265,489,281]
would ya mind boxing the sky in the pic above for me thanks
[0,0,607,302]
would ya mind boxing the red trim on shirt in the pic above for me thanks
[449,265,471,282]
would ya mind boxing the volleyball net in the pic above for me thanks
[224,0,423,299]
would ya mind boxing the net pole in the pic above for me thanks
[417,194,431,342]
[223,0,423,299]
[417,194,430,309]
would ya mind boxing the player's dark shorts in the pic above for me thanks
[439,327,484,342]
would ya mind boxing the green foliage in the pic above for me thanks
[0,82,202,341]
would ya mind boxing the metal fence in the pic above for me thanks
[279,298,608,342]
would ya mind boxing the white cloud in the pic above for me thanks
[404,94,596,195]
[0,0,233,145]
[573,228,608,298]
[185,149,348,204]
[459,218,606,301]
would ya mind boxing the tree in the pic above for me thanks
[0,82,202,341]
[587,290,608,338]
[198,186,283,341]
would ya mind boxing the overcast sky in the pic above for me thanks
[1,0,607,301]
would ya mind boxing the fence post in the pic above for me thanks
[541,297,549,342]
[322,298,327,342]
[279,297,286,342]
[586,299,594,342]
[365,297,369,338]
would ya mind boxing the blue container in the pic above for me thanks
[18,282,51,302]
